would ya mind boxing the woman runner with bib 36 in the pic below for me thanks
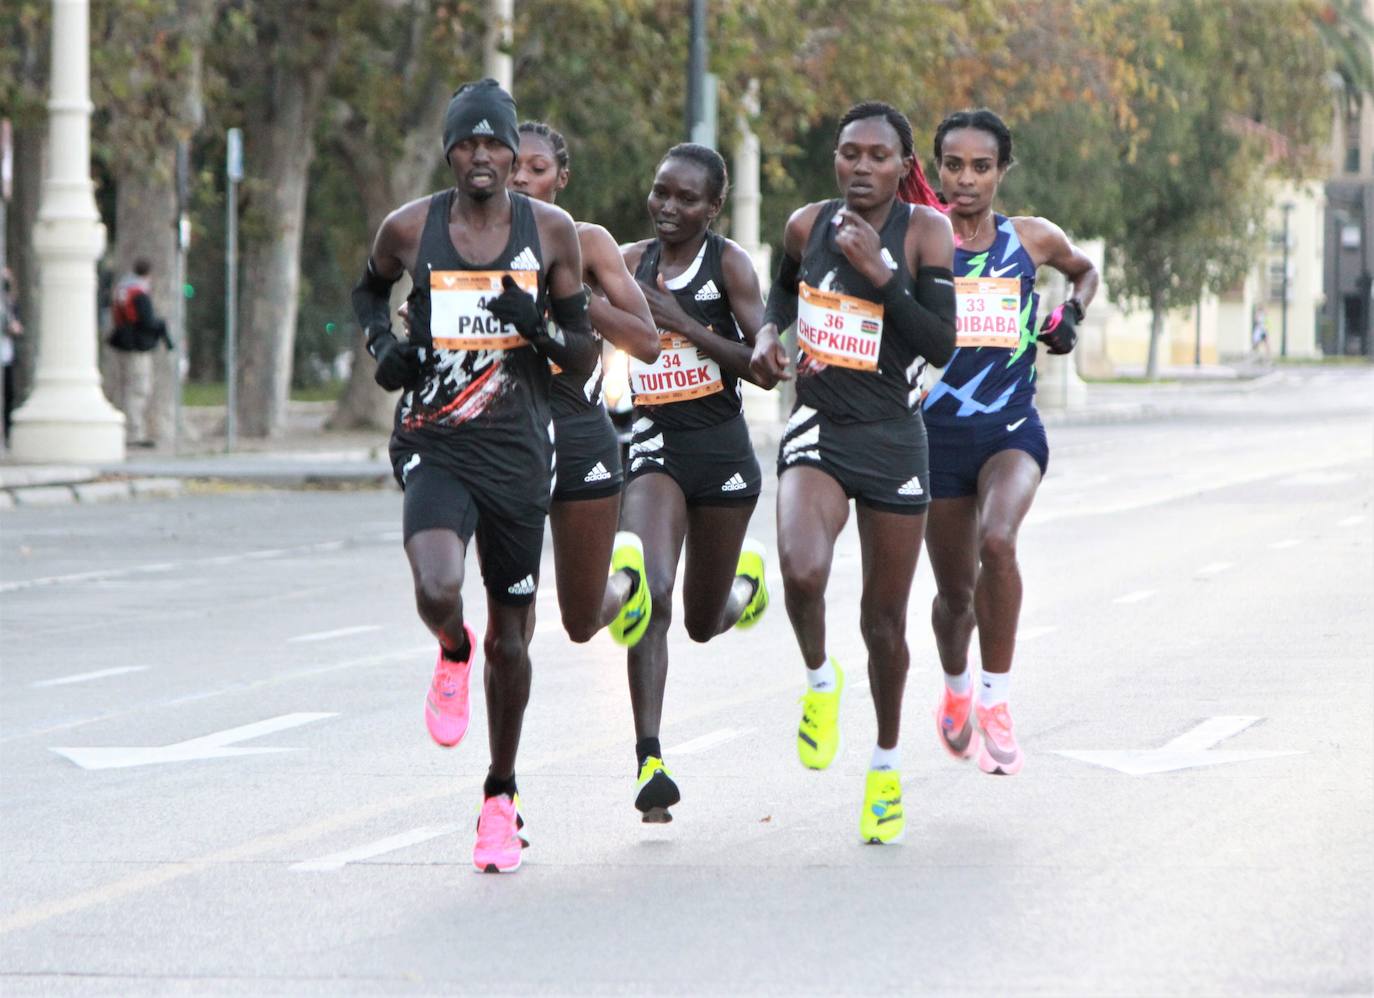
[924,109,1098,776]
[751,102,956,844]
[508,121,660,648]
[354,80,599,873]
[618,143,777,823]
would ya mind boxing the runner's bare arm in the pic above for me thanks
[353,199,426,351]
[581,224,659,363]
[719,239,777,388]
[1019,216,1099,309]
[752,202,824,385]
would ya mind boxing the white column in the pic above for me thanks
[484,0,513,93]
[10,0,124,462]
[732,81,780,428]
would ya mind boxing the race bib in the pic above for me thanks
[629,332,723,405]
[797,282,884,371]
[429,270,539,351]
[954,276,1021,349]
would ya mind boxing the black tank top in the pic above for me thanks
[795,198,920,423]
[392,189,552,468]
[630,231,743,430]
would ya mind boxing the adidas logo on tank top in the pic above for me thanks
[509,246,540,271]
[694,279,722,302]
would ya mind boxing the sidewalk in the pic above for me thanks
[0,364,1283,507]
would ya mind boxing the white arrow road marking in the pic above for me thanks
[287,625,382,643]
[1196,561,1233,576]
[1020,625,1059,641]
[667,728,751,756]
[1338,514,1366,528]
[292,824,459,872]
[1113,589,1156,605]
[51,712,337,770]
[1270,538,1301,550]
[30,666,149,688]
[1054,716,1303,775]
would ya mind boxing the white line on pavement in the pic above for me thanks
[287,625,383,644]
[1338,514,1366,528]
[1113,589,1157,605]
[291,824,460,872]
[1019,625,1059,641]
[29,666,149,688]
[1270,538,1302,550]
[1196,561,1234,576]
[667,728,750,756]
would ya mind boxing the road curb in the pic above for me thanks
[3,477,186,509]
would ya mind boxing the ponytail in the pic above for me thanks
[898,158,943,210]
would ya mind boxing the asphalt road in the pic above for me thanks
[2,367,1371,996]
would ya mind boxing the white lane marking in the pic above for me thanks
[51,712,337,770]
[1270,538,1301,550]
[30,666,149,688]
[1055,716,1303,775]
[1196,561,1233,576]
[1338,514,1366,528]
[291,824,459,872]
[667,728,750,755]
[287,625,382,644]
[1280,471,1354,487]
[1019,625,1059,641]
[1113,589,1157,605]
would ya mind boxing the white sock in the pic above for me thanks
[944,668,972,696]
[806,657,836,691]
[870,744,901,771]
[978,670,1011,706]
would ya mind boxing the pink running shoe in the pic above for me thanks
[473,794,523,873]
[935,685,979,760]
[425,624,477,748]
[975,700,1024,776]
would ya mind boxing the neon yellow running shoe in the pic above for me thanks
[797,660,844,770]
[859,768,905,844]
[609,531,652,647]
[634,756,680,823]
[734,538,769,630]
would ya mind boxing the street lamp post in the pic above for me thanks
[1280,201,1295,359]
[10,0,124,463]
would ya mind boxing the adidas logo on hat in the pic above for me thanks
[507,574,536,596]
[584,462,612,483]
[694,280,722,302]
[472,118,495,136]
[721,472,747,492]
[509,247,539,271]
[897,477,924,496]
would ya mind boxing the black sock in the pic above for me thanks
[442,630,471,663]
[635,737,662,768]
[483,771,517,799]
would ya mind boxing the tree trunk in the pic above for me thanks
[1146,285,1166,381]
[235,45,338,438]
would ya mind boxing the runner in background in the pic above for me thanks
[618,143,776,823]
[924,108,1099,776]
[751,101,956,844]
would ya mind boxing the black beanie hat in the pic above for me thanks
[442,79,520,159]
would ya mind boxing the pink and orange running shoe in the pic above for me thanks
[473,794,523,874]
[934,685,979,761]
[425,624,477,748]
[975,700,1024,776]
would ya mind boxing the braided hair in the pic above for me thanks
[835,101,942,209]
[661,142,730,202]
[933,108,1014,168]
[518,120,570,171]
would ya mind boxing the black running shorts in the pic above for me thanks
[552,406,624,502]
[395,452,544,606]
[776,404,930,514]
[625,411,761,506]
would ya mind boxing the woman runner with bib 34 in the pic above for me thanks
[508,121,660,649]
[924,109,1098,776]
[618,143,777,823]
[751,102,956,844]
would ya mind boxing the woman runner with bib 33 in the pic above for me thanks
[618,143,777,823]
[924,109,1098,776]
[508,122,660,649]
[751,102,956,844]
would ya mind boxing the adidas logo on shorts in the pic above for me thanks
[472,118,495,136]
[721,472,747,492]
[584,461,612,483]
[507,575,536,596]
[694,279,722,302]
[508,247,539,271]
[897,476,925,497]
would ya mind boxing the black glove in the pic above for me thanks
[482,274,543,341]
[369,329,423,391]
[1037,300,1081,355]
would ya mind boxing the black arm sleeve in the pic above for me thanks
[762,253,801,331]
[879,266,956,368]
[534,289,600,374]
[351,259,401,356]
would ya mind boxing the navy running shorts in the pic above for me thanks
[624,411,761,506]
[552,406,623,502]
[926,408,1049,500]
[777,404,930,514]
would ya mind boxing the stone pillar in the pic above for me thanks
[731,81,780,429]
[483,0,514,93]
[10,0,124,462]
